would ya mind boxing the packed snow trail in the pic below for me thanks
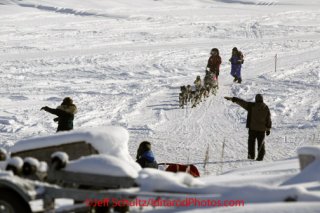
[0,0,319,175]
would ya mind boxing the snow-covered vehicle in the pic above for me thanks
[0,169,141,213]
[10,126,140,186]
[1,126,141,212]
[0,126,206,212]
[10,126,131,166]
[1,126,320,213]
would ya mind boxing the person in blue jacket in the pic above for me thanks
[136,141,158,169]
[229,47,244,83]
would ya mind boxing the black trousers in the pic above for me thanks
[248,130,266,160]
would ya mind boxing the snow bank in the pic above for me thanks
[298,146,320,159]
[137,169,320,202]
[64,154,140,178]
[281,146,320,185]
[136,168,204,192]
[282,159,320,185]
[199,158,300,186]
[219,184,320,203]
[146,203,320,213]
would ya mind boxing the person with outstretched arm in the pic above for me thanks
[41,97,77,132]
[225,94,272,161]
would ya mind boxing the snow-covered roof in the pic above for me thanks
[10,126,142,177]
[10,126,132,162]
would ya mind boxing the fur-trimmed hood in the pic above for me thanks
[57,104,77,114]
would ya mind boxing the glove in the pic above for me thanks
[41,106,48,111]
[266,130,270,136]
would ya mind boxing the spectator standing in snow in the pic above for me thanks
[206,48,222,79]
[224,94,272,161]
[136,141,158,169]
[229,47,244,83]
[41,97,77,132]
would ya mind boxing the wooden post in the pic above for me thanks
[218,139,226,174]
[275,54,277,72]
[203,144,209,169]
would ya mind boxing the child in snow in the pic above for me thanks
[136,141,158,169]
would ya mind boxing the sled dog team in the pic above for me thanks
[179,47,244,109]
[179,72,218,109]
[39,45,271,162]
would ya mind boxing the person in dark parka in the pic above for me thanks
[41,97,77,132]
[225,94,272,161]
[136,141,158,169]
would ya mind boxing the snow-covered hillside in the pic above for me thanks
[0,0,319,197]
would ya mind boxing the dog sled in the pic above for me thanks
[204,70,218,95]
[158,163,200,177]
[179,71,218,109]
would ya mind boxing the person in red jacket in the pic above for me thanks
[206,48,222,79]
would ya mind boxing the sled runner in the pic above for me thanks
[158,163,200,177]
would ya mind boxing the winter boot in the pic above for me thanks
[233,77,238,82]
[237,78,242,84]
[248,154,255,160]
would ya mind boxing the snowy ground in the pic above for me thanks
[0,0,320,211]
